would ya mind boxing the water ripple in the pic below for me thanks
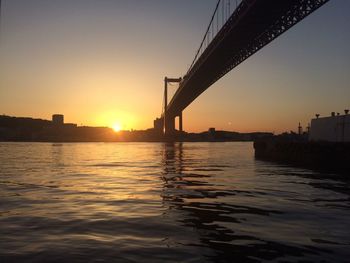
[1,142,350,262]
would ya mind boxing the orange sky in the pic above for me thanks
[1,0,349,133]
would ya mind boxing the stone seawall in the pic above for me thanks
[254,139,350,174]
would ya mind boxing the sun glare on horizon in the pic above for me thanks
[112,123,122,132]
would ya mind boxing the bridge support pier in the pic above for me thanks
[165,115,175,136]
[178,112,183,132]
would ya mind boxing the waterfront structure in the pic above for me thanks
[52,114,64,126]
[309,111,350,142]
[153,118,163,132]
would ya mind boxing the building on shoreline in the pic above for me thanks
[309,110,350,142]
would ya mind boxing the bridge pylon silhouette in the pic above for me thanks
[154,77,182,136]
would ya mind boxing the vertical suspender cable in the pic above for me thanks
[228,0,231,16]
[216,2,219,33]
[211,17,214,39]
[222,0,224,26]
[186,0,221,75]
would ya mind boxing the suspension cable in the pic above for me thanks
[186,0,221,75]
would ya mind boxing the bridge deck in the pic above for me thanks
[163,0,328,119]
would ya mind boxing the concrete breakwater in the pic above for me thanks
[254,139,350,174]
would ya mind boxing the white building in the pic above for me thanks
[309,112,350,142]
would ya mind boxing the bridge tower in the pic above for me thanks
[163,77,182,136]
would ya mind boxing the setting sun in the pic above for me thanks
[112,123,122,132]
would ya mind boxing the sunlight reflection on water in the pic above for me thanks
[0,142,349,262]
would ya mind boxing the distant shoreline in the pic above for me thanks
[0,140,255,143]
[0,138,257,143]
[0,115,272,143]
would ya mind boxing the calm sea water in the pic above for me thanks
[0,142,349,262]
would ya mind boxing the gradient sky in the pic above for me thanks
[1,0,349,133]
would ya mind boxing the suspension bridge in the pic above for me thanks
[154,0,329,136]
